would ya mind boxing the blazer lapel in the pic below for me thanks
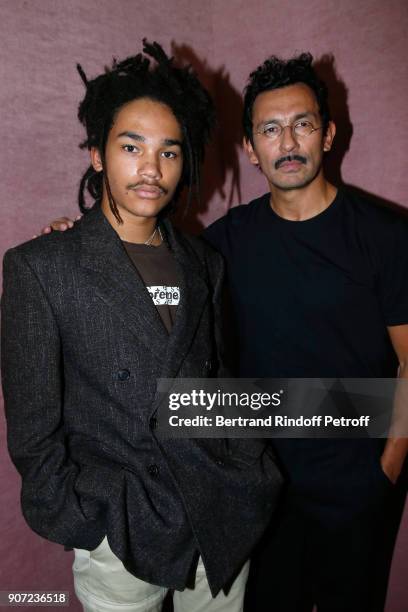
[79,206,169,362]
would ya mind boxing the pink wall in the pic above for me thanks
[0,1,407,610]
[206,0,408,225]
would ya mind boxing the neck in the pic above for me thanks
[101,200,161,244]
[269,174,337,221]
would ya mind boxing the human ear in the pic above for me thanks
[323,121,336,152]
[90,147,103,172]
[243,137,259,166]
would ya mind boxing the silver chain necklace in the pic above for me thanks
[144,226,163,246]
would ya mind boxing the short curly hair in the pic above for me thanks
[77,40,216,221]
[243,52,331,145]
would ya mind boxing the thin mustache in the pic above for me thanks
[275,155,307,170]
[127,182,168,194]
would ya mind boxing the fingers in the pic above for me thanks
[34,214,83,239]
[50,216,75,231]
[33,227,51,238]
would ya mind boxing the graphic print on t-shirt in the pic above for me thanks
[122,239,181,333]
[147,285,180,306]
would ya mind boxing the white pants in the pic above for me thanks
[73,537,250,612]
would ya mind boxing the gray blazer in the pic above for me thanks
[1,205,282,595]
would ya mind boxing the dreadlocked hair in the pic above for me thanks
[77,40,215,222]
[243,52,331,145]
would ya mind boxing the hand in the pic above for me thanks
[380,454,401,485]
[33,214,82,238]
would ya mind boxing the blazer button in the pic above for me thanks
[117,369,130,381]
[147,464,159,477]
[205,359,212,372]
[149,417,158,430]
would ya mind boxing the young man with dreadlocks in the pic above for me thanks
[1,41,282,612]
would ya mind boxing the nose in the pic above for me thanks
[279,125,298,153]
[139,154,162,180]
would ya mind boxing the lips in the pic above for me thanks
[275,155,307,171]
[278,160,303,171]
[131,185,165,199]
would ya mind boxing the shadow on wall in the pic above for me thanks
[316,54,407,219]
[315,53,353,189]
[170,42,244,235]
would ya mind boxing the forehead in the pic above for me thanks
[111,97,183,139]
[252,83,319,123]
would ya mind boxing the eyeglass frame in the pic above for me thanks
[253,119,324,141]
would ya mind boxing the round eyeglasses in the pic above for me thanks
[254,120,323,141]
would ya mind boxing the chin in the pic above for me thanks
[270,170,320,191]
[126,201,169,218]
[273,180,312,191]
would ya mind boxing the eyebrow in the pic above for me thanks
[256,111,318,128]
[117,131,182,147]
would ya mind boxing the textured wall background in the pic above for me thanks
[0,1,407,610]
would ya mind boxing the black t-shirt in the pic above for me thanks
[203,189,408,489]
[203,189,408,379]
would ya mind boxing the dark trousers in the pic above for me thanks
[245,442,406,612]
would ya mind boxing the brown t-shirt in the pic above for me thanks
[123,240,180,333]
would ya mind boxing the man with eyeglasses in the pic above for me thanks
[204,53,408,612]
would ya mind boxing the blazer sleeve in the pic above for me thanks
[203,245,275,465]
[201,246,230,378]
[1,248,105,549]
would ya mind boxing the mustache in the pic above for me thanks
[275,155,307,170]
[126,181,168,194]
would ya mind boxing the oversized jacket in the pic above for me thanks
[1,205,282,595]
